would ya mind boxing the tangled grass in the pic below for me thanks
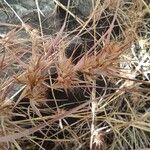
[0,0,149,149]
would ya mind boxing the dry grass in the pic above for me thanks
[0,0,149,149]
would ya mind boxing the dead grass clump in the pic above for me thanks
[0,0,149,149]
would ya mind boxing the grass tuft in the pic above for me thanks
[0,0,149,149]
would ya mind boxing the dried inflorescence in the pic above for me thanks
[76,42,127,75]
[53,41,130,89]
